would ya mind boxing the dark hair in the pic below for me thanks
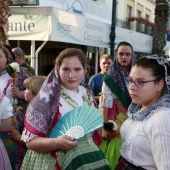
[0,44,9,65]
[55,48,86,68]
[4,44,15,63]
[134,56,170,84]
[116,41,133,52]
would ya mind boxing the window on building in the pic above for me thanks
[145,14,150,34]
[137,10,141,18]
[145,14,149,20]
[127,5,132,29]
[136,10,142,32]
[127,5,132,17]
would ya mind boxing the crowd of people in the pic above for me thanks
[0,42,170,170]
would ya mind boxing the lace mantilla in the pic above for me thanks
[146,55,170,93]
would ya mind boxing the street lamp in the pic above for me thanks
[110,0,116,58]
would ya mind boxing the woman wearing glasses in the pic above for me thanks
[116,56,170,170]
[99,41,136,169]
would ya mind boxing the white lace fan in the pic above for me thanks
[49,106,103,139]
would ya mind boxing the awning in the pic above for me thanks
[8,7,111,48]
[8,6,170,54]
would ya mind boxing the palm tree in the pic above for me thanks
[0,0,12,44]
[152,0,169,56]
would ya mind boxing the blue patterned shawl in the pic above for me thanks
[128,94,170,121]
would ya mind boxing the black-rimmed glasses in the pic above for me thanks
[125,77,158,88]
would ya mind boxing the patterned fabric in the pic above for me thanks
[14,106,27,170]
[0,139,12,170]
[0,70,29,170]
[128,94,170,121]
[24,66,96,137]
[1,107,26,170]
[20,62,35,76]
[57,135,111,170]
[0,72,16,170]
[21,66,110,170]
[0,92,12,170]
[21,151,56,170]
[115,157,146,170]
[0,72,14,105]
[15,67,29,114]
[24,67,61,136]
[21,135,111,170]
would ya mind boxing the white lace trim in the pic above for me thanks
[21,128,38,142]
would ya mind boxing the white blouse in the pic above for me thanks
[0,94,13,126]
[120,106,170,170]
[59,85,88,116]
[0,72,17,105]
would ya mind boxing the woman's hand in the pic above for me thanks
[8,127,21,142]
[11,86,25,99]
[57,135,78,151]
[26,135,78,153]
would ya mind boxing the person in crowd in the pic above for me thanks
[12,47,35,76]
[99,42,135,169]
[116,55,170,170]
[0,44,17,105]
[0,44,30,170]
[23,76,46,102]
[3,44,30,112]
[89,54,113,103]
[0,92,13,170]
[9,75,46,170]
[20,48,111,170]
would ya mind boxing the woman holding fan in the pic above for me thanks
[21,48,111,170]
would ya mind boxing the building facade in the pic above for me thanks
[8,0,170,75]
